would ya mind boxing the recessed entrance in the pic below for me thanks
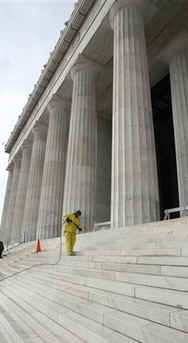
[151,75,179,219]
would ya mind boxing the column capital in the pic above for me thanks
[71,55,101,81]
[6,163,14,172]
[47,93,71,113]
[32,121,47,140]
[109,0,149,28]
[13,154,22,168]
[21,139,32,153]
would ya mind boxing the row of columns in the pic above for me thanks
[1,0,188,244]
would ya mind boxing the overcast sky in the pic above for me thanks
[0,0,75,220]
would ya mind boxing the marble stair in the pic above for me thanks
[0,217,188,342]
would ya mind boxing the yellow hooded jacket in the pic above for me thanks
[62,213,81,234]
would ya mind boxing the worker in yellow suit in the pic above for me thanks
[62,210,82,256]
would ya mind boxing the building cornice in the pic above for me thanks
[5,0,96,153]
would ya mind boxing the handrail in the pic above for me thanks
[164,206,188,220]
[4,240,25,252]
[94,221,111,231]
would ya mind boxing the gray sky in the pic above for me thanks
[0,0,75,220]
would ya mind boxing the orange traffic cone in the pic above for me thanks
[36,239,42,253]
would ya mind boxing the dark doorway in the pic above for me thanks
[151,75,179,219]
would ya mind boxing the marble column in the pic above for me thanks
[6,156,21,243]
[37,95,70,239]
[63,58,99,232]
[110,0,159,228]
[96,116,112,223]
[11,141,32,243]
[170,48,188,212]
[0,165,14,243]
[22,123,47,241]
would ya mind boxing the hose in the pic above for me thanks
[0,224,65,282]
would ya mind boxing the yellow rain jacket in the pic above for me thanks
[62,213,81,234]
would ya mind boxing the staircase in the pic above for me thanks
[0,217,188,342]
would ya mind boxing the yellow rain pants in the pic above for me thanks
[63,213,81,256]
[64,231,76,256]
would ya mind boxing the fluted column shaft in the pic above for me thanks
[63,59,99,231]
[0,167,13,243]
[170,49,188,210]
[22,125,47,241]
[96,117,112,222]
[110,0,159,228]
[37,96,70,239]
[6,157,21,243]
[12,142,32,243]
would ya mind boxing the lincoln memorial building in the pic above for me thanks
[1,0,188,245]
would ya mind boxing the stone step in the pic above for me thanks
[0,288,84,343]
[63,260,163,275]
[24,269,188,332]
[63,254,188,266]
[78,237,188,251]
[81,247,185,256]
[1,218,188,343]
[1,248,188,282]
[6,273,188,343]
[79,218,188,238]
[0,252,66,281]
[2,278,136,343]
[112,218,188,234]
[115,240,188,249]
[40,266,188,309]
[0,310,26,343]
[3,235,188,266]
[118,226,187,235]
[61,260,188,278]
[63,266,188,291]
[88,242,184,252]
[110,231,188,239]
[73,219,188,251]
[98,236,188,249]
[3,217,188,257]
[136,255,188,265]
